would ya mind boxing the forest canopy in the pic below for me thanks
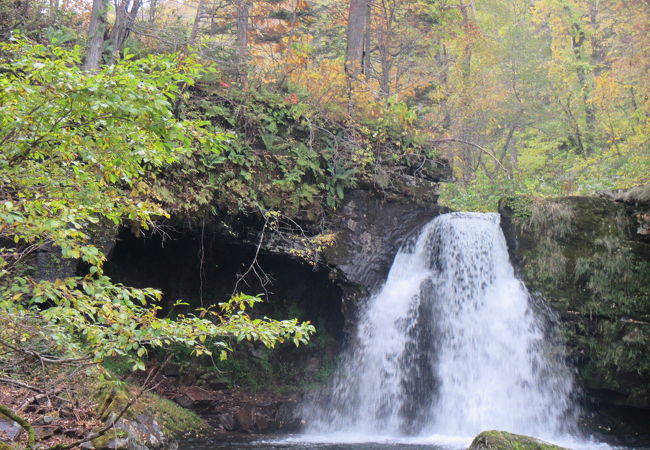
[1,0,647,212]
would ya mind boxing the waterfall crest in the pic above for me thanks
[303,212,578,442]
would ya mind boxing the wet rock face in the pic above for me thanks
[34,219,119,282]
[599,185,650,239]
[323,189,445,291]
[498,194,650,415]
[320,188,445,337]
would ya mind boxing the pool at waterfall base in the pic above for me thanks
[179,432,622,449]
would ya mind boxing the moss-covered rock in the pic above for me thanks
[91,428,129,449]
[468,430,569,450]
[91,382,210,449]
[0,443,19,450]
[499,194,650,411]
[133,392,211,438]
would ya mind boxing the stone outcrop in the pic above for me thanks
[165,387,302,434]
[468,430,569,450]
[35,219,119,282]
[0,416,22,447]
[499,192,650,440]
[257,166,450,295]
[323,187,445,291]
[598,184,650,238]
[320,187,446,332]
[85,387,211,450]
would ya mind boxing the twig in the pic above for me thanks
[0,339,92,365]
[431,138,509,174]
[0,377,73,408]
[17,393,48,413]
[0,377,44,393]
[232,212,269,295]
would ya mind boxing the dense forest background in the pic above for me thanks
[0,0,650,209]
[3,0,648,211]
[0,1,649,447]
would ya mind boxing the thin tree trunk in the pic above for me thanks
[437,42,452,131]
[362,1,372,76]
[459,1,472,79]
[49,0,59,19]
[499,124,516,177]
[586,0,603,152]
[189,0,205,46]
[236,0,250,87]
[148,0,157,23]
[83,0,110,71]
[377,0,394,98]
[108,0,142,64]
[571,22,594,155]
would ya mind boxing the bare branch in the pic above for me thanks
[431,138,509,174]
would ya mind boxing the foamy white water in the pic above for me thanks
[300,212,593,448]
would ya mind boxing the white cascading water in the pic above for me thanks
[302,212,581,447]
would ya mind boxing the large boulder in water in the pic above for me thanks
[468,430,569,450]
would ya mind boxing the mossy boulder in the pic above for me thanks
[91,382,211,449]
[0,443,19,450]
[134,392,211,438]
[499,194,650,411]
[90,428,129,449]
[468,430,569,450]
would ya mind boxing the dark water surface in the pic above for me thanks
[179,435,447,450]
[178,433,643,450]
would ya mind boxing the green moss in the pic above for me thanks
[501,195,650,408]
[133,392,211,437]
[92,428,129,448]
[94,382,131,421]
[512,198,575,291]
[93,378,210,439]
[501,196,534,220]
[468,430,569,450]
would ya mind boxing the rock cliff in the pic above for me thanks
[499,189,650,442]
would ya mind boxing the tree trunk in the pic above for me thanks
[459,1,472,79]
[586,1,603,152]
[49,0,59,19]
[571,22,594,155]
[362,1,372,76]
[436,42,452,131]
[108,0,142,65]
[346,0,369,78]
[379,47,390,97]
[377,0,395,98]
[83,0,110,72]
[189,0,206,46]
[148,0,158,24]
[236,0,251,87]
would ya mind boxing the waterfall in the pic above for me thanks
[303,212,579,445]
